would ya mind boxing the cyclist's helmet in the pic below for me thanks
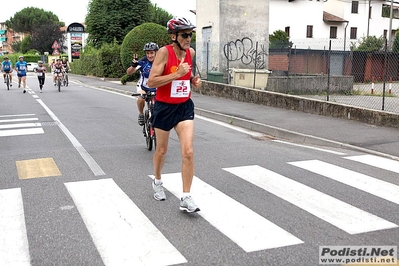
[38,61,43,64]
[167,17,195,34]
[143,42,159,51]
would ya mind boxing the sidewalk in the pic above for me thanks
[70,74,399,160]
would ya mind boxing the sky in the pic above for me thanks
[0,0,196,27]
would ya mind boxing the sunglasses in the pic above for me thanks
[179,32,193,39]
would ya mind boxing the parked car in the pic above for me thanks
[27,62,38,72]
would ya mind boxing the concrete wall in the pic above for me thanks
[266,75,353,94]
[193,81,399,129]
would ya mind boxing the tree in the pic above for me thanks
[150,4,173,27]
[120,23,170,69]
[269,30,292,50]
[5,7,65,54]
[392,31,399,53]
[85,0,151,48]
[355,36,385,52]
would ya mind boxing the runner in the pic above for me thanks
[36,61,47,93]
[147,17,202,212]
[15,56,28,93]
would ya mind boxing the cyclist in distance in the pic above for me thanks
[36,60,47,93]
[1,56,13,86]
[61,57,71,72]
[52,58,64,86]
[147,17,202,213]
[126,42,159,126]
[15,56,28,93]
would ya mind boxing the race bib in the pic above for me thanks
[170,80,190,98]
[20,65,26,71]
[37,72,43,77]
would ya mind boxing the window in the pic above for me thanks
[330,26,337,39]
[350,27,357,39]
[285,26,290,37]
[306,25,313,38]
[351,1,359,14]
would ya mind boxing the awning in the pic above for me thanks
[0,37,7,42]
[0,30,6,35]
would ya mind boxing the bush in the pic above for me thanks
[120,22,171,70]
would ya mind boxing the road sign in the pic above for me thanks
[52,41,60,49]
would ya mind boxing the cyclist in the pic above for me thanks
[36,61,47,93]
[52,58,64,86]
[61,57,71,86]
[15,56,28,93]
[126,42,159,126]
[1,56,13,86]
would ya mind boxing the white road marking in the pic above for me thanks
[0,114,35,118]
[65,179,187,266]
[345,154,399,174]
[289,159,399,205]
[0,122,41,129]
[36,99,105,176]
[272,139,346,155]
[0,188,30,266]
[0,117,38,123]
[0,127,44,137]
[151,173,303,252]
[224,165,397,234]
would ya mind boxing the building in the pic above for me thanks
[269,0,399,50]
[0,22,25,54]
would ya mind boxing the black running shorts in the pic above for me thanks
[151,98,194,131]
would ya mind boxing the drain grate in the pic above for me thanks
[40,121,59,127]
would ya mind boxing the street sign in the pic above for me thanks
[52,41,60,49]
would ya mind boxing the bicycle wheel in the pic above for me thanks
[58,77,61,92]
[6,76,9,90]
[144,110,152,151]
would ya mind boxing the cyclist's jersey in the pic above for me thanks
[156,45,192,104]
[53,63,63,73]
[2,61,12,71]
[15,61,27,75]
[61,61,69,71]
[137,57,156,92]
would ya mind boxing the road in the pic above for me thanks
[0,73,398,266]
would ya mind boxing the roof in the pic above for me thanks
[323,11,348,23]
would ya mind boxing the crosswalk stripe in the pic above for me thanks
[289,160,399,205]
[344,154,399,174]
[65,179,187,266]
[0,188,31,265]
[0,117,38,123]
[224,165,397,234]
[153,173,303,252]
[0,122,42,129]
[0,127,44,137]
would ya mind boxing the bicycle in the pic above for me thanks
[4,72,11,90]
[56,73,62,92]
[62,70,68,87]
[132,90,157,151]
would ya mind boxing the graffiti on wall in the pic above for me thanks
[223,37,268,69]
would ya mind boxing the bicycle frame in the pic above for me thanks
[4,72,10,90]
[132,91,157,151]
